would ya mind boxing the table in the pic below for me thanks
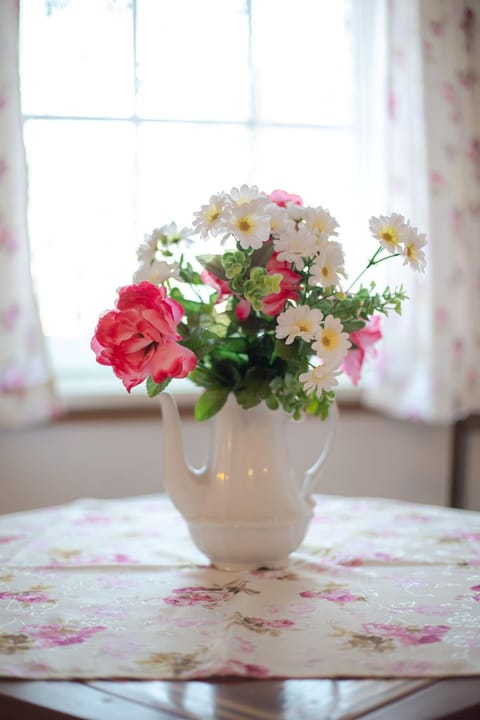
[1,676,480,719]
[1,494,480,718]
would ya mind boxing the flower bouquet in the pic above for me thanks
[91,186,426,421]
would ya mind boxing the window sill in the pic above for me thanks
[56,376,363,415]
[56,377,200,413]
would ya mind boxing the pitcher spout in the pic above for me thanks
[159,391,206,519]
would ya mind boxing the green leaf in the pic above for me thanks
[196,254,228,281]
[194,386,230,421]
[212,346,248,363]
[250,241,274,268]
[182,327,218,359]
[274,339,297,361]
[356,288,370,300]
[212,358,243,385]
[146,376,172,398]
[305,389,335,420]
[189,366,219,389]
[222,336,248,354]
[201,318,230,338]
[265,394,279,411]
[305,394,322,415]
[178,265,203,285]
[235,314,270,335]
[341,319,366,333]
[234,369,271,409]
[169,289,206,316]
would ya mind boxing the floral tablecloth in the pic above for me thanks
[0,494,479,679]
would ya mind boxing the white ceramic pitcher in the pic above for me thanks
[159,392,336,570]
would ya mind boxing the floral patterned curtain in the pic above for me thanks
[0,1,58,429]
[364,0,480,423]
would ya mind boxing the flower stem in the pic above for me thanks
[345,248,401,293]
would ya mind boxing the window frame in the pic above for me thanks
[19,0,381,409]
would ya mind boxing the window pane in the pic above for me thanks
[253,126,365,276]
[20,0,134,117]
[252,0,354,126]
[137,123,252,229]
[18,1,363,395]
[136,0,250,121]
[24,120,136,338]
[254,127,355,206]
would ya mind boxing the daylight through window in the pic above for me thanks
[19,0,372,397]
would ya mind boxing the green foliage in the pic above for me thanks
[194,387,230,421]
[168,268,409,421]
[181,327,219,359]
[170,269,409,421]
[234,367,272,409]
[196,254,228,281]
[169,287,209,317]
[222,251,250,279]
[243,268,282,311]
[305,390,336,420]
[145,220,414,421]
[99,191,424,427]
[146,376,172,397]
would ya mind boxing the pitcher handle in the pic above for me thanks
[302,402,338,500]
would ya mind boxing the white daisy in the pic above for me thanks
[286,202,306,223]
[273,223,317,270]
[312,315,351,364]
[225,201,272,250]
[309,241,346,288]
[369,213,408,253]
[192,193,228,239]
[275,305,324,345]
[303,206,339,239]
[133,259,177,285]
[136,231,159,265]
[299,363,342,397]
[229,184,267,207]
[402,225,427,272]
[269,203,290,236]
[165,222,193,245]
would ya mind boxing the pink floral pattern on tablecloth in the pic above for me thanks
[0,494,480,679]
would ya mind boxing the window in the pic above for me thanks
[19,0,372,402]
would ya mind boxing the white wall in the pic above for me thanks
[1,406,470,516]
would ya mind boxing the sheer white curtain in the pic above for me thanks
[363,0,480,423]
[0,1,58,429]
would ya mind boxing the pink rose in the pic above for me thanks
[199,270,251,321]
[235,298,251,321]
[261,253,301,316]
[269,189,303,207]
[342,315,382,385]
[201,269,232,302]
[91,281,197,391]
